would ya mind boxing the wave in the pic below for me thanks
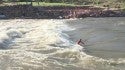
[0,19,125,70]
[0,29,22,49]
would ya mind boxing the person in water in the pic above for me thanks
[77,39,85,46]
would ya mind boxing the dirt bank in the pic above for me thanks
[0,5,125,19]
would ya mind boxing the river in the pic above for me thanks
[0,18,125,70]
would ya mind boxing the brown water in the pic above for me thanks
[66,17,125,58]
[0,18,125,70]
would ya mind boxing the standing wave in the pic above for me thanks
[0,19,125,70]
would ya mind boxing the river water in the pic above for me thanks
[0,18,125,70]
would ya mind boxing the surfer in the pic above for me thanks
[77,39,85,46]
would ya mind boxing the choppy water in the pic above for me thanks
[0,18,125,70]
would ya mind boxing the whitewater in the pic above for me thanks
[0,18,125,70]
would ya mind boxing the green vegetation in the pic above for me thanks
[18,2,77,6]
[0,0,125,9]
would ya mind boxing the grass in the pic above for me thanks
[0,2,125,10]
[33,2,76,6]
[0,2,91,7]
[17,2,77,6]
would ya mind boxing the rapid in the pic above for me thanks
[0,18,125,70]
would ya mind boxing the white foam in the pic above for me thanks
[0,27,23,49]
[0,33,10,49]
[7,29,22,39]
[0,19,125,70]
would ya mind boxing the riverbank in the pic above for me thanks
[0,5,125,19]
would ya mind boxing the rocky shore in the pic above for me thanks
[0,5,125,19]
